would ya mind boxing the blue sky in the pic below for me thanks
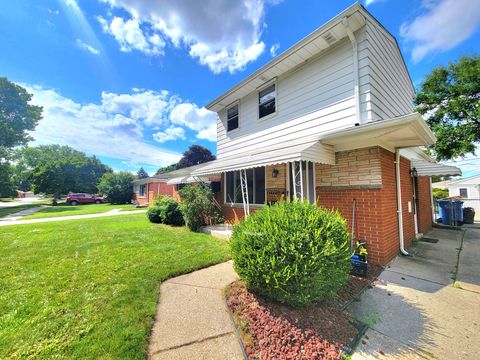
[1,0,479,176]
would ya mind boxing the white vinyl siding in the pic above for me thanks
[215,21,414,159]
[217,38,358,159]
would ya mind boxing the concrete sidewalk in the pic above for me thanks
[348,227,480,360]
[148,261,244,360]
[0,208,146,226]
[0,205,48,221]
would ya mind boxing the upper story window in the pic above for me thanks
[227,104,239,132]
[258,83,276,119]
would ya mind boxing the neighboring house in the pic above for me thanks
[161,3,461,265]
[132,174,179,206]
[433,175,480,220]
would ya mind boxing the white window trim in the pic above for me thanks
[257,79,278,123]
[226,101,240,134]
[223,167,267,207]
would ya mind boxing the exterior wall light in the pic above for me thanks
[272,168,279,178]
[410,168,418,177]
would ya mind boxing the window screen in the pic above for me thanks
[227,104,239,132]
[258,84,276,119]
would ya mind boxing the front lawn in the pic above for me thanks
[22,203,140,219]
[0,202,49,218]
[0,214,230,358]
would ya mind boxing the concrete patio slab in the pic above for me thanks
[456,227,480,293]
[150,333,241,360]
[349,227,480,360]
[148,261,243,360]
[352,328,427,360]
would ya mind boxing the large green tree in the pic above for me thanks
[415,55,480,160]
[0,78,42,156]
[0,78,42,196]
[15,145,111,198]
[97,172,135,204]
[178,145,215,169]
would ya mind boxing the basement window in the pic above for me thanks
[258,83,276,119]
[227,104,239,132]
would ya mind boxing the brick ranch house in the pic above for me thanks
[138,3,461,266]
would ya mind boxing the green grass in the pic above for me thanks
[0,197,17,202]
[0,203,49,218]
[22,203,141,219]
[0,214,230,359]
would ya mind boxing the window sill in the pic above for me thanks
[257,111,277,123]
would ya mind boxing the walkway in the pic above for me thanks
[0,208,146,226]
[148,261,244,360]
[348,226,480,359]
[0,205,48,221]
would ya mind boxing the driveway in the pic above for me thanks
[348,225,480,359]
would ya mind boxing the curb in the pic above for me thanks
[224,294,249,360]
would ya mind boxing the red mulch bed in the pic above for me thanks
[225,266,383,360]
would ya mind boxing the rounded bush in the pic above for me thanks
[146,206,162,223]
[231,200,352,307]
[158,197,184,226]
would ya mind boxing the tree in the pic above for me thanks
[15,145,111,198]
[97,172,135,204]
[415,55,480,160]
[177,145,215,169]
[137,167,149,179]
[155,163,179,175]
[0,162,16,198]
[0,78,42,196]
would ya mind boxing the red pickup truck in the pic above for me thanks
[66,193,105,205]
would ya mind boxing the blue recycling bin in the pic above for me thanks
[438,199,464,225]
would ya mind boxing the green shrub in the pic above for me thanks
[147,196,184,226]
[146,206,162,223]
[231,200,352,307]
[178,185,223,231]
[158,196,184,226]
[97,172,135,204]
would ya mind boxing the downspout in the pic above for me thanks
[429,177,435,223]
[342,16,361,125]
[395,149,410,256]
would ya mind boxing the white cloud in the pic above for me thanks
[400,0,480,63]
[269,43,280,57]
[98,16,165,55]
[76,38,100,54]
[170,103,217,141]
[364,0,379,6]
[99,0,274,73]
[153,126,186,143]
[101,89,178,126]
[26,85,182,167]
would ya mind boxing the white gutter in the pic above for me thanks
[430,177,435,223]
[395,149,410,256]
[342,16,361,125]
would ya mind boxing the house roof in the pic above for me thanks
[132,173,170,185]
[206,2,366,112]
[205,2,413,113]
[440,174,480,186]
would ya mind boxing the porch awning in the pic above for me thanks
[191,140,335,176]
[410,160,461,177]
[166,176,210,185]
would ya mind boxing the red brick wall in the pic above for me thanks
[133,181,178,206]
[316,148,417,266]
[417,176,433,234]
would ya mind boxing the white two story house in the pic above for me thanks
[164,3,460,265]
